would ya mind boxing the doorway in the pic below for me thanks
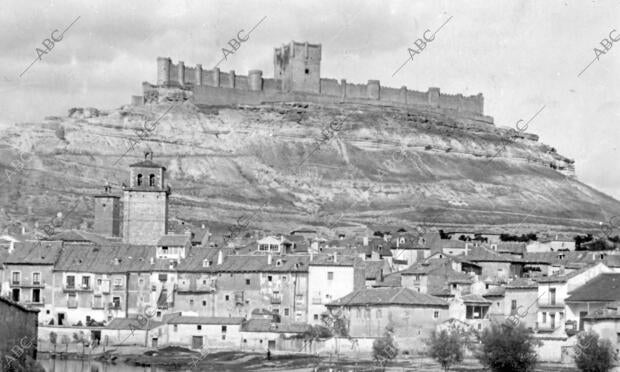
[192,336,203,349]
[57,313,65,326]
[12,288,20,302]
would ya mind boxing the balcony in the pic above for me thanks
[64,284,92,292]
[537,299,565,309]
[271,296,282,305]
[107,302,122,311]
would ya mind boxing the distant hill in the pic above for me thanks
[0,100,617,238]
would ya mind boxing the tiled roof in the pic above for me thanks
[462,294,492,305]
[0,296,40,313]
[357,260,385,280]
[565,273,620,302]
[464,246,522,262]
[493,242,526,254]
[522,251,615,265]
[167,316,244,325]
[373,272,402,287]
[506,277,538,289]
[53,244,169,273]
[483,287,507,297]
[537,264,601,284]
[327,287,448,307]
[129,159,165,169]
[3,241,63,265]
[309,254,358,267]
[176,250,310,273]
[106,316,163,330]
[157,234,190,246]
[390,232,441,250]
[241,319,310,333]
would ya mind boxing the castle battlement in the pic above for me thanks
[143,41,491,123]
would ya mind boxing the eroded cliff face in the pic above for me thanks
[0,100,616,237]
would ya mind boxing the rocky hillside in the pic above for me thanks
[0,100,618,237]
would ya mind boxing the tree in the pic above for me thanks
[476,323,541,372]
[429,329,464,371]
[49,331,57,354]
[574,330,617,372]
[373,325,399,368]
[61,334,71,353]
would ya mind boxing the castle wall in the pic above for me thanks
[155,57,488,118]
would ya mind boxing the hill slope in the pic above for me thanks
[0,101,617,237]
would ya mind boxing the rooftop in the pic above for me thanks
[327,287,448,307]
[565,273,620,302]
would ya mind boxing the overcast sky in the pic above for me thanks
[0,0,619,198]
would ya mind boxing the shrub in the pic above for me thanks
[574,330,617,372]
[476,323,541,372]
[373,325,399,367]
[429,329,464,371]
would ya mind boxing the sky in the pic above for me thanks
[0,0,619,198]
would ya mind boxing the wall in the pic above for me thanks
[6,264,55,325]
[174,271,308,324]
[155,56,488,118]
[503,287,538,329]
[343,304,448,352]
[164,323,242,349]
[308,265,356,324]
[94,195,120,237]
[0,298,38,370]
[123,191,168,245]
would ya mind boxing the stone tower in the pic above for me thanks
[122,152,170,245]
[93,184,120,237]
[274,41,322,93]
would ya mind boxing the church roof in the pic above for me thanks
[129,159,166,170]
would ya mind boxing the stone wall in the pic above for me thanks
[0,297,39,370]
[155,57,488,119]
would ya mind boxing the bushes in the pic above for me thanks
[476,323,541,372]
[429,329,464,371]
[373,326,399,367]
[574,331,617,372]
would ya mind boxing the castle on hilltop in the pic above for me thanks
[137,41,492,124]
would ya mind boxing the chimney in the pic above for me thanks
[150,257,154,265]
[333,252,338,263]
[363,237,369,246]
[268,254,273,265]
[217,250,224,265]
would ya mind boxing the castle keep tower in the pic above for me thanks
[122,152,170,245]
[274,41,322,94]
[93,185,120,237]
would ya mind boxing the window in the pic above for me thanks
[190,299,194,306]
[12,271,22,285]
[202,300,207,306]
[82,276,90,289]
[112,296,121,308]
[246,279,251,285]
[225,295,230,301]
[97,279,102,286]
[273,308,280,315]
[314,314,319,320]
[433,311,439,319]
[268,276,272,282]
[222,335,226,340]
[114,278,123,288]
[149,174,155,186]
[139,278,144,286]
[32,273,41,285]
[511,300,517,312]
[376,309,382,318]
[32,288,40,303]
[197,325,202,330]
[66,275,75,288]
[542,312,547,323]
[327,272,334,280]
[284,308,289,316]
[203,280,207,285]
[282,275,287,281]
[305,68,309,74]
[174,325,178,332]
[221,326,227,332]
[137,174,143,186]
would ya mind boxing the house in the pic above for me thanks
[565,273,620,333]
[326,287,448,352]
[156,233,192,260]
[501,278,539,330]
[389,232,439,265]
[583,303,620,351]
[2,241,63,325]
[449,293,492,331]
[307,254,364,324]
[464,246,524,280]
[398,260,474,296]
[175,251,310,324]
[446,231,501,243]
[0,296,39,370]
[527,234,576,252]
[240,318,310,351]
[257,236,297,254]
[535,262,610,335]
[163,316,244,350]
[101,316,164,348]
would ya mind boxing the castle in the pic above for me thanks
[137,41,493,124]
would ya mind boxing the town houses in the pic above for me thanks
[3,152,620,361]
